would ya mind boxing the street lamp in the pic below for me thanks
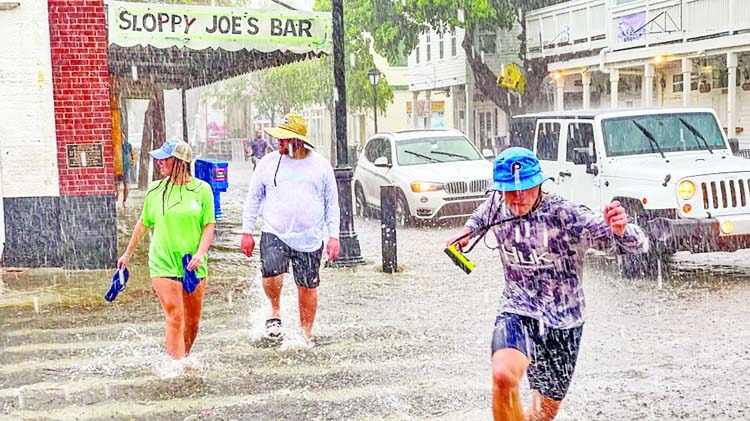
[330,0,365,267]
[368,67,381,133]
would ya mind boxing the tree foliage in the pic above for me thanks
[203,0,393,132]
[351,0,568,116]
[312,0,393,115]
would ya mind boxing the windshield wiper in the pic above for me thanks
[404,149,441,163]
[678,117,713,154]
[430,150,471,160]
[632,120,666,159]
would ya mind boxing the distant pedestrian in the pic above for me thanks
[248,129,273,169]
[117,139,216,361]
[240,113,340,346]
[115,134,135,208]
[446,147,648,421]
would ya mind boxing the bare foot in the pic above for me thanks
[302,332,317,347]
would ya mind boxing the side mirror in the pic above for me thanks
[573,147,599,175]
[482,148,495,159]
[374,156,391,168]
[729,138,740,154]
[572,148,591,165]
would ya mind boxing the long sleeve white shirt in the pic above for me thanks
[242,150,340,252]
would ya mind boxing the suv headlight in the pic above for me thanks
[410,182,444,192]
[677,180,696,200]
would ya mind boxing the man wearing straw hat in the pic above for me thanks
[240,113,340,346]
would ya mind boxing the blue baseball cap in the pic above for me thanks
[490,147,550,192]
[149,139,193,162]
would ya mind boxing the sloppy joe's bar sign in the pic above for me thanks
[108,0,331,53]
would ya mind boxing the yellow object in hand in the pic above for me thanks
[444,245,475,275]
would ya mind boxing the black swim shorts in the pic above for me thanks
[491,312,583,401]
[259,232,323,289]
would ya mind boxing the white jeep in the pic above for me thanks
[510,108,750,275]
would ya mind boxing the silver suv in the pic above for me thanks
[352,129,494,225]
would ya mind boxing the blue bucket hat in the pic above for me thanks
[490,147,550,192]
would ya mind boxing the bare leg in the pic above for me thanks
[491,348,530,421]
[298,285,317,340]
[525,391,562,421]
[122,180,129,207]
[182,278,206,355]
[262,275,284,319]
[152,277,186,359]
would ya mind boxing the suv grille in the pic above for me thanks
[701,179,750,210]
[445,179,491,195]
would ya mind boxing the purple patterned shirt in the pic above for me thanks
[466,193,648,329]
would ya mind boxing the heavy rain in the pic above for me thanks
[2,0,750,420]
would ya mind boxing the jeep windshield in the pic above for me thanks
[601,112,727,157]
[396,136,482,166]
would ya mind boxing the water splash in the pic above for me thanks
[152,354,204,379]
[657,259,664,290]
[15,389,24,409]
[278,337,315,351]
[81,326,162,377]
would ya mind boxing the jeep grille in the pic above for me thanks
[445,179,491,195]
[701,179,750,210]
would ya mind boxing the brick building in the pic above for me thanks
[0,0,116,269]
[0,1,331,269]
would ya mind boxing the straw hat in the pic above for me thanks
[265,113,314,149]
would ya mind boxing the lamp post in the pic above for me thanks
[330,0,365,267]
[368,67,381,133]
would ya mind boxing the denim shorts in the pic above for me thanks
[260,232,323,289]
[491,312,583,401]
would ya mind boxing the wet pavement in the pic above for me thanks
[2,159,750,420]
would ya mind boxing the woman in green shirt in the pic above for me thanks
[118,140,216,360]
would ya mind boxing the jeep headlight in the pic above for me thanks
[677,180,695,200]
[410,182,444,192]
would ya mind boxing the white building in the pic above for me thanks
[527,0,750,146]
[407,25,523,151]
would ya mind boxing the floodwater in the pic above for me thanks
[2,159,750,420]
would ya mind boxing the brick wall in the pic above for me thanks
[48,0,114,196]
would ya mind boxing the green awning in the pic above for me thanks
[107,0,331,89]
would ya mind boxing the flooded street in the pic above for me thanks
[2,159,750,420]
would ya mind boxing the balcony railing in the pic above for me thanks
[526,0,750,59]
[526,0,607,58]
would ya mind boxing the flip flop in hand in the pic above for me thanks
[182,254,200,294]
[104,268,129,302]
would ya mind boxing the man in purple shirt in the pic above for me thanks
[447,147,648,421]
[247,129,272,169]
